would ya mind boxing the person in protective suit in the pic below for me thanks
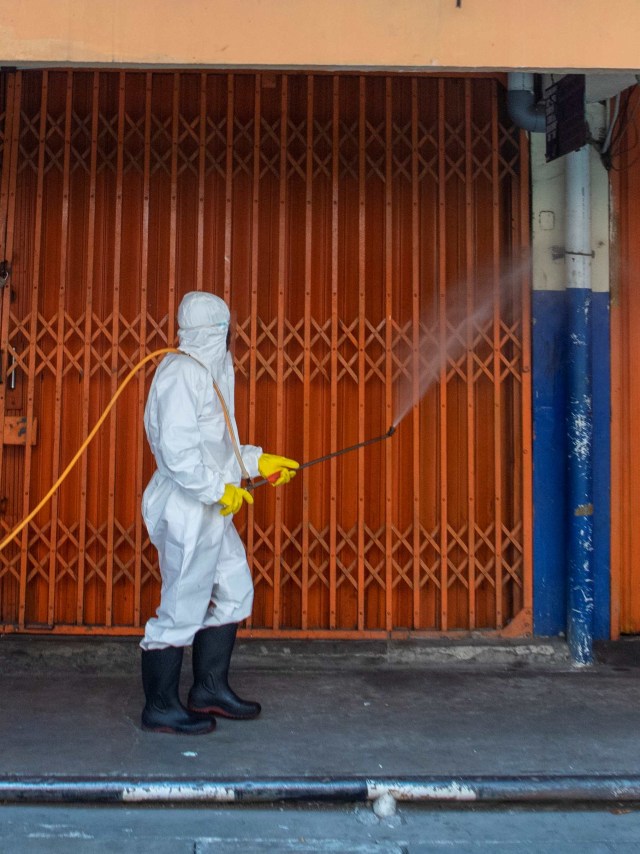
[140,291,298,734]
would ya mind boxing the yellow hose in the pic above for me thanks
[0,347,180,552]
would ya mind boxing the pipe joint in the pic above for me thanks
[507,73,545,134]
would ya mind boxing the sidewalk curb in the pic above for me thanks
[0,636,574,673]
[2,775,640,805]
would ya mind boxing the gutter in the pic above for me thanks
[1,775,640,806]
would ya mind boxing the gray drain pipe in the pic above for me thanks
[507,74,594,664]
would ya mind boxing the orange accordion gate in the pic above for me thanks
[611,85,640,636]
[0,69,531,637]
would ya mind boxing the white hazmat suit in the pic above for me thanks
[141,292,262,650]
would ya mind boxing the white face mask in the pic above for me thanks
[178,324,228,372]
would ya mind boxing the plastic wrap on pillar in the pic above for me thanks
[566,287,594,663]
[565,146,594,665]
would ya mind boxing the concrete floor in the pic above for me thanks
[0,636,639,787]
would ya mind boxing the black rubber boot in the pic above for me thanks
[141,646,216,734]
[188,623,261,719]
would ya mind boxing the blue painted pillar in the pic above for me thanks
[565,146,594,665]
[532,290,568,635]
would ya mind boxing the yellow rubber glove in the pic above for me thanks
[219,483,254,516]
[258,453,299,486]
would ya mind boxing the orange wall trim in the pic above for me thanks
[2,1,640,71]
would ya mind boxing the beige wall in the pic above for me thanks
[1,0,639,71]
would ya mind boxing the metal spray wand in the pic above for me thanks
[246,424,397,491]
